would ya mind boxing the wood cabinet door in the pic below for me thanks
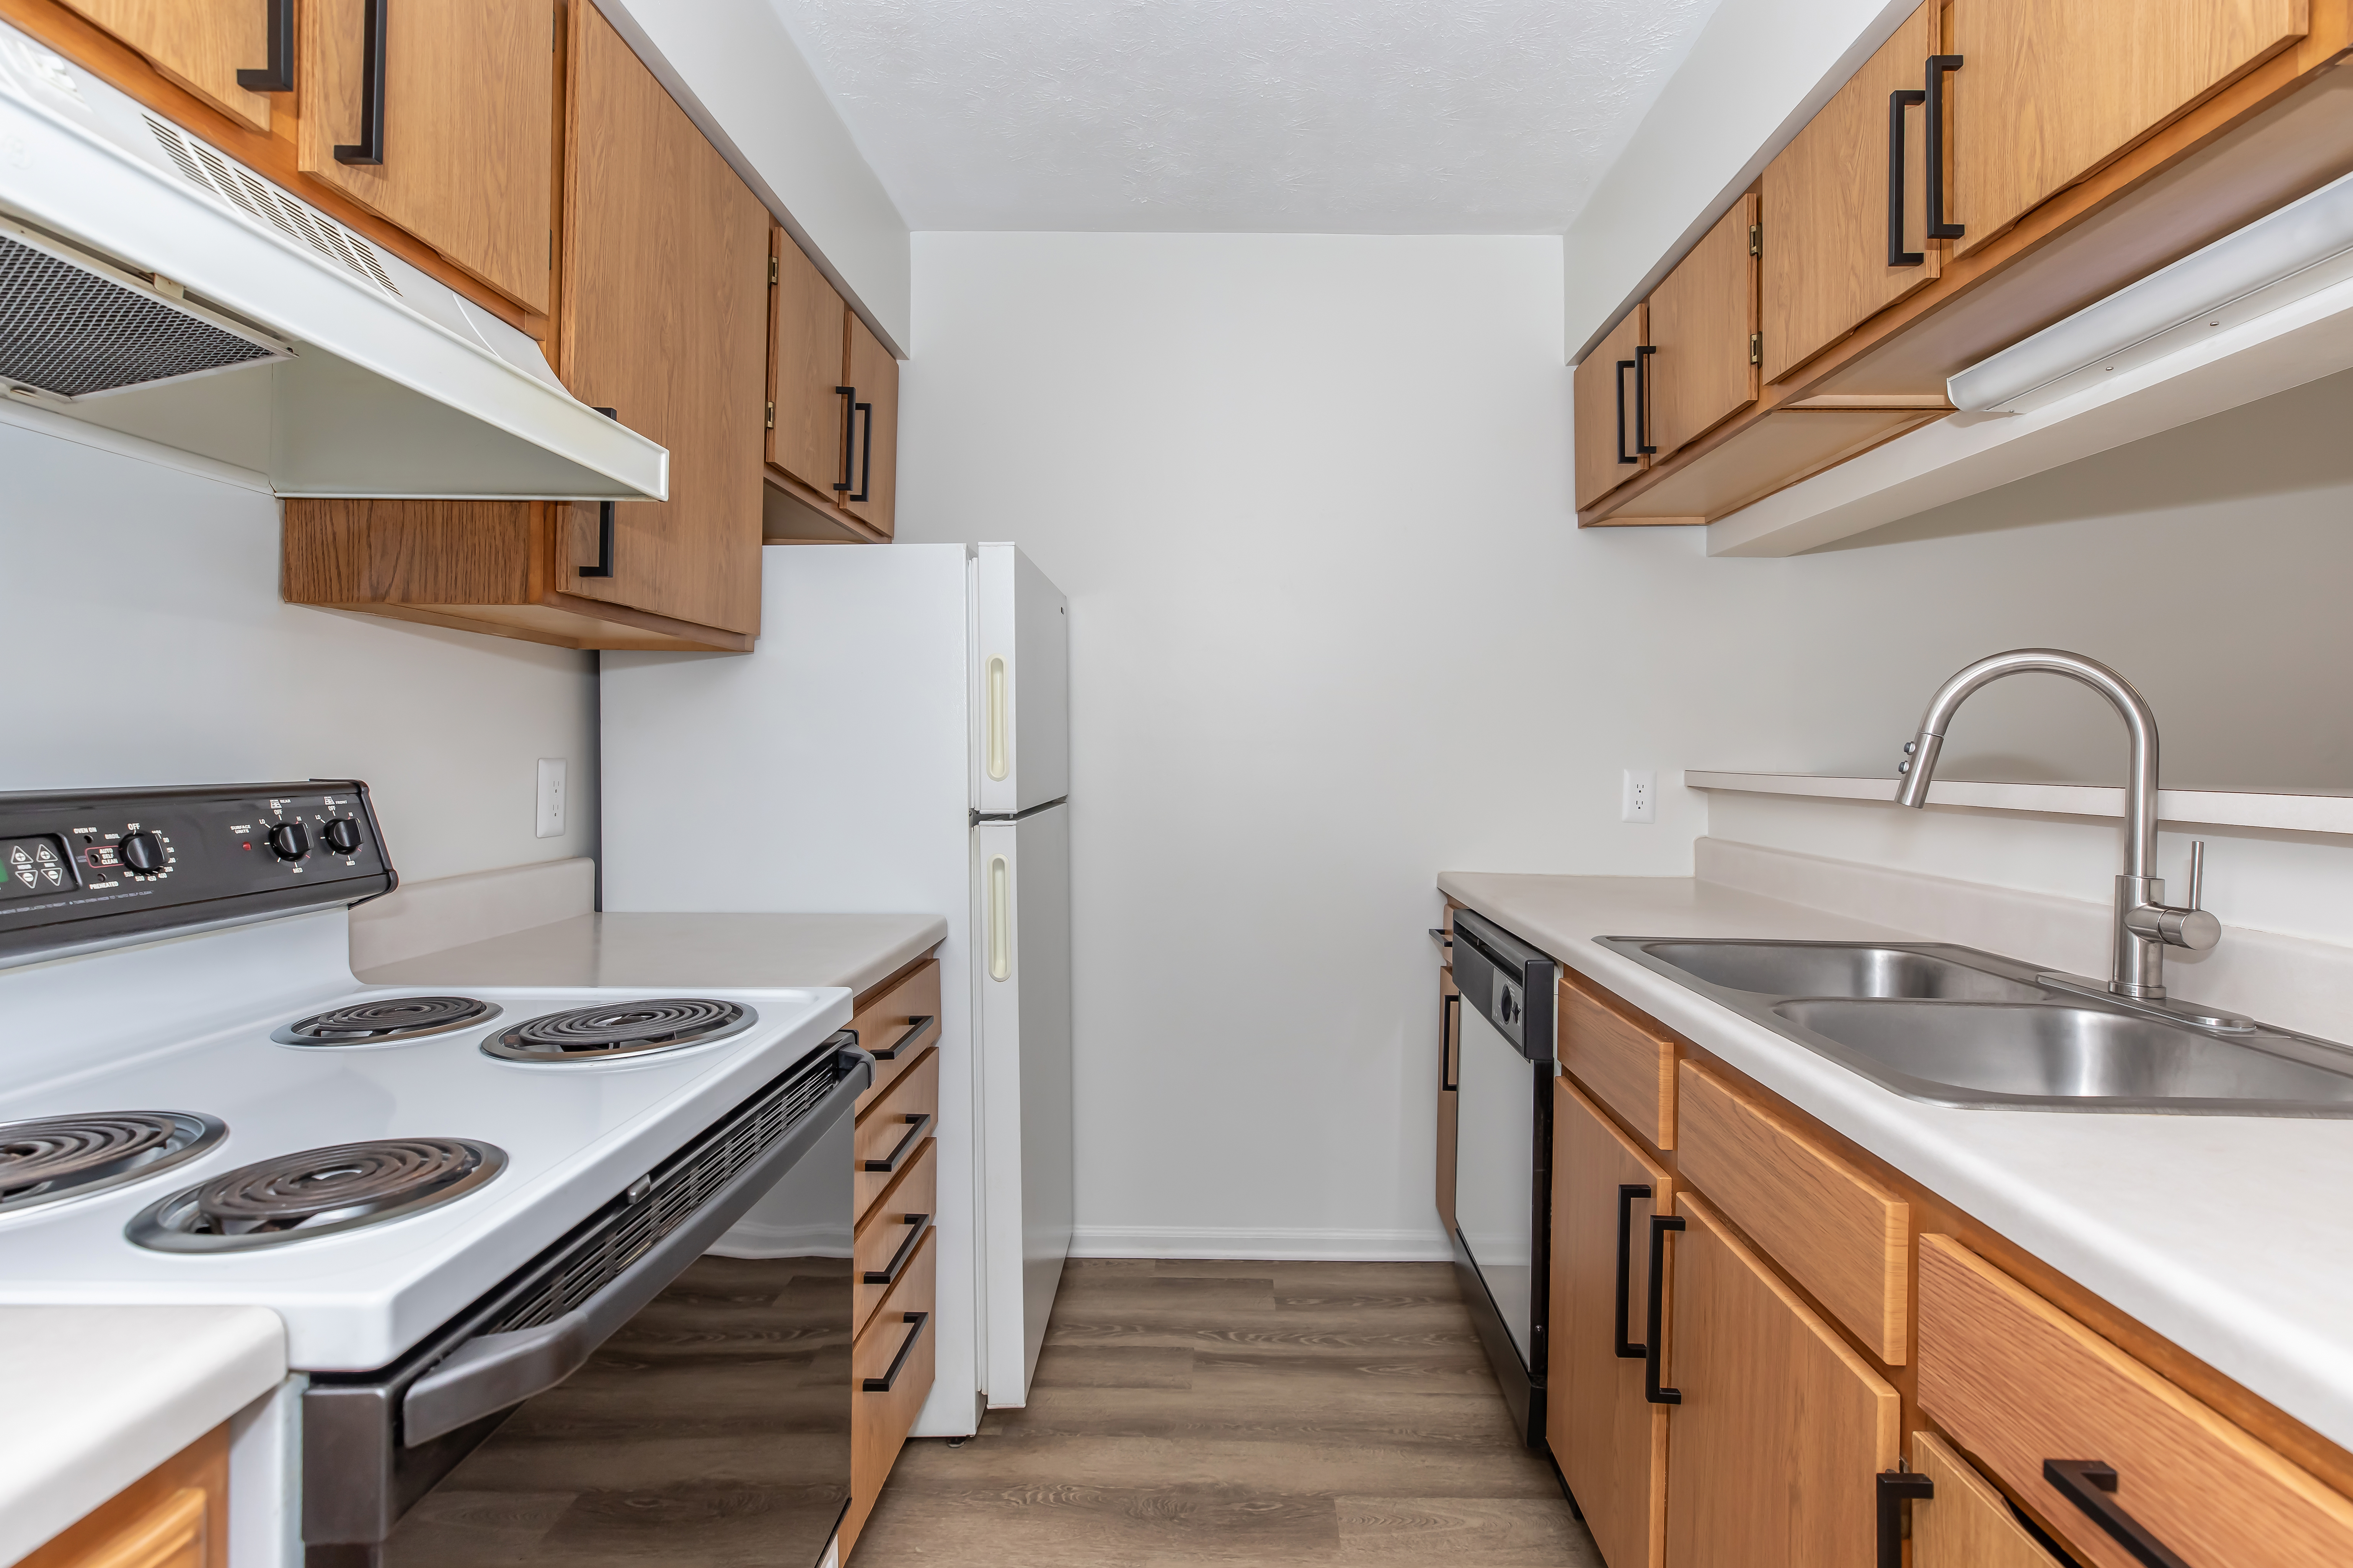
[1760,1,1939,385]
[1437,970,1459,1230]
[1648,195,1759,461]
[55,0,274,132]
[1574,306,1649,511]
[769,227,850,496]
[1908,1430,2063,1568]
[842,311,899,539]
[1949,0,2309,260]
[1662,1194,1899,1568]
[1550,1079,1672,1568]
[558,1,768,638]
[299,0,554,313]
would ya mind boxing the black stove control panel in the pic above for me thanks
[0,781,395,959]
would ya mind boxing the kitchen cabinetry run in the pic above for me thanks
[764,228,902,544]
[20,1423,227,1568]
[52,0,275,132]
[1435,919,1458,1231]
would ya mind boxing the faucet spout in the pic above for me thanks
[1892,649,2201,999]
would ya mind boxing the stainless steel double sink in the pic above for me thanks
[1597,938,2353,1117]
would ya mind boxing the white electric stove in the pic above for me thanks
[0,782,867,1568]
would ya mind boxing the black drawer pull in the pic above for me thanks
[1644,1212,1684,1405]
[1440,991,1459,1091]
[1887,87,1927,266]
[578,407,619,577]
[1925,55,1964,240]
[1877,1469,1935,1568]
[334,0,388,166]
[2044,1460,2192,1568]
[864,1213,933,1286]
[1614,1183,1651,1359]
[849,399,874,502]
[870,1014,937,1061]
[1634,344,1657,455]
[863,1310,931,1392]
[1614,358,1638,464]
[833,385,857,491]
[863,1112,933,1173]
[237,0,294,92]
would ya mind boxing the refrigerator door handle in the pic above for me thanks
[986,656,1010,781]
[988,853,1012,980]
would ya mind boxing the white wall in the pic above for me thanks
[0,422,600,888]
[899,233,2353,1257]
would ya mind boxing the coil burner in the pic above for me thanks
[483,999,754,1064]
[0,1112,227,1216]
[273,995,500,1046]
[126,1137,506,1251]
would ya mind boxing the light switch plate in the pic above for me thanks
[1622,768,1656,823]
[535,758,568,839]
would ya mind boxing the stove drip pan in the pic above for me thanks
[126,1137,506,1251]
[484,998,754,1063]
[273,995,500,1046]
[0,1111,227,1216]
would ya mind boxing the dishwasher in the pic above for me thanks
[1448,909,1558,1447]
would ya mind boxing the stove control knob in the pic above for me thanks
[121,831,165,873]
[322,817,363,855]
[267,821,310,861]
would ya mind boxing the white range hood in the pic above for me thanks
[0,21,666,500]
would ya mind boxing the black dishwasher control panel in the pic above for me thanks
[0,781,395,958]
[1452,909,1558,1065]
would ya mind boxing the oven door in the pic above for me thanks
[303,1041,867,1568]
[1453,1000,1539,1369]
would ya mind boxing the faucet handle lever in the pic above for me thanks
[2187,840,2205,912]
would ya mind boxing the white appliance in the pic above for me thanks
[601,541,1075,1431]
[0,782,862,1567]
[0,18,664,500]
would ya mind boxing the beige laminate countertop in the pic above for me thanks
[356,912,947,996]
[1439,870,2353,1458]
[0,1306,284,1566]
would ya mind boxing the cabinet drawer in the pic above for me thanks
[855,1046,938,1221]
[854,960,942,1111]
[1909,1429,2061,1568]
[23,1425,226,1568]
[1676,1061,1908,1363]
[1917,1234,2353,1568]
[1560,972,1677,1149]
[856,1135,937,1335]
[847,1223,937,1551]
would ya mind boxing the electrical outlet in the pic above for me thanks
[535,758,568,839]
[1621,769,1656,824]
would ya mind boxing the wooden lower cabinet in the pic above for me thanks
[1436,957,1459,1231]
[1549,1079,1671,1568]
[22,1424,227,1568]
[1908,1429,2063,1568]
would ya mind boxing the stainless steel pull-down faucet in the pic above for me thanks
[1894,649,2221,1004]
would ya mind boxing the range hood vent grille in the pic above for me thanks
[0,228,281,398]
[138,114,401,300]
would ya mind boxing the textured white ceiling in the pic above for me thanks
[765,0,1726,232]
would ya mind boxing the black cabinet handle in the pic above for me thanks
[1877,1470,1935,1568]
[1634,344,1657,456]
[850,399,874,502]
[2045,1460,2193,1568]
[1925,55,1965,240]
[833,385,857,491]
[1614,359,1638,465]
[1643,1212,1684,1405]
[863,1213,933,1286]
[237,0,294,92]
[862,1311,931,1392]
[870,1015,937,1062]
[578,407,618,577]
[1614,1183,1650,1359]
[1887,87,1926,266]
[1440,991,1459,1090]
[863,1112,934,1174]
[334,0,388,166]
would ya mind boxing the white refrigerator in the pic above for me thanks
[600,541,1074,1435]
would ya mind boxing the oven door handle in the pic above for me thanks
[400,1049,871,1447]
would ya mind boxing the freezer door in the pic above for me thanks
[974,802,1074,1404]
[974,543,1070,816]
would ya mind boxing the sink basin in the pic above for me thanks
[1597,937,2353,1117]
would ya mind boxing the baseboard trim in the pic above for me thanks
[1069,1226,1453,1263]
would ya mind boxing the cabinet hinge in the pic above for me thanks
[1748,223,1762,257]
[769,256,779,285]
[1749,332,1762,365]
[765,401,775,430]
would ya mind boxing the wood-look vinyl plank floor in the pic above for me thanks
[852,1260,1602,1567]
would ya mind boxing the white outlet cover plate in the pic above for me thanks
[1622,768,1656,823]
[536,758,568,839]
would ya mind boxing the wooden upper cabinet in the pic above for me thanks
[769,228,851,497]
[1761,1,1940,385]
[842,312,899,539]
[1574,305,1650,512]
[1948,0,2310,259]
[558,0,768,637]
[1661,1193,1899,1568]
[1647,194,1760,463]
[54,0,276,132]
[298,0,554,315]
